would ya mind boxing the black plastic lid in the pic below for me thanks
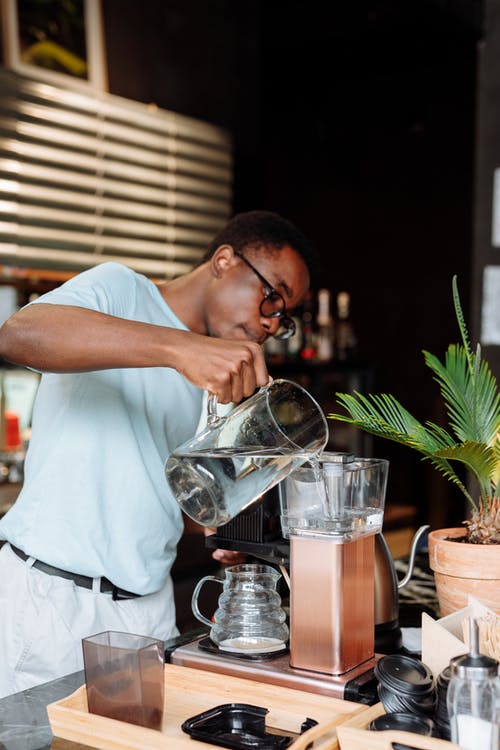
[377,685,436,716]
[370,712,434,735]
[375,654,434,695]
[181,703,317,750]
[435,669,451,701]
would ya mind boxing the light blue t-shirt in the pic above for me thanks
[0,262,203,594]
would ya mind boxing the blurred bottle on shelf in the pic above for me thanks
[263,335,287,366]
[285,314,303,360]
[4,411,21,451]
[316,288,334,362]
[299,291,316,361]
[335,291,357,361]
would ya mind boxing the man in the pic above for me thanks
[0,210,315,697]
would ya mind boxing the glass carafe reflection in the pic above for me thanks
[191,563,289,654]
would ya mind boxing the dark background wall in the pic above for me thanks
[472,0,500,372]
[102,0,483,526]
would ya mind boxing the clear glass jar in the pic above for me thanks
[447,619,499,750]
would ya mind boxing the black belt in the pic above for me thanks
[10,545,140,600]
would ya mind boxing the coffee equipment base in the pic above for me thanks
[167,636,379,704]
[171,531,382,705]
[174,454,416,709]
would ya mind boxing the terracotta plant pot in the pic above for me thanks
[428,528,500,616]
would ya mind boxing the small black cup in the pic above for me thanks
[375,654,436,717]
[370,711,434,750]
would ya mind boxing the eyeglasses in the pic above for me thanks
[234,251,296,340]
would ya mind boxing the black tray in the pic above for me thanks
[182,703,317,750]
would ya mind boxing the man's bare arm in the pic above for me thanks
[0,304,268,403]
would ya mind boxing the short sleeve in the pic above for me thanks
[28,262,137,318]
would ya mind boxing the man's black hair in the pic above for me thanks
[200,210,319,277]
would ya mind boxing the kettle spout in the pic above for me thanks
[397,524,430,590]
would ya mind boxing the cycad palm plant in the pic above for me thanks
[330,277,500,544]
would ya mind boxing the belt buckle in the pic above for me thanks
[112,585,131,601]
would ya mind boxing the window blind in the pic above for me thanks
[0,68,233,278]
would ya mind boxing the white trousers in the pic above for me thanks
[0,543,178,698]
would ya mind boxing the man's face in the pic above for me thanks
[205,244,310,343]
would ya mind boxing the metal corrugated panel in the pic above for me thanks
[0,69,233,277]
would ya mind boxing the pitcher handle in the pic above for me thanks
[207,392,219,425]
[191,575,224,627]
[207,380,273,425]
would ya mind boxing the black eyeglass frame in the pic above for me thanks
[233,250,296,339]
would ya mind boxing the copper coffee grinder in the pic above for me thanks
[168,453,390,703]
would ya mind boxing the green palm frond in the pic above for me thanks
[423,346,500,445]
[423,421,456,446]
[453,275,474,367]
[425,454,475,508]
[428,442,497,508]
[330,277,500,517]
[493,435,500,499]
[331,392,451,454]
[332,394,488,511]
[332,394,481,510]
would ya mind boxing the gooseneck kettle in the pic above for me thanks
[374,525,429,651]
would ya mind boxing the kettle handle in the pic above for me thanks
[398,524,430,590]
[191,575,224,627]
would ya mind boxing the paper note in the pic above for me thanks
[481,265,500,345]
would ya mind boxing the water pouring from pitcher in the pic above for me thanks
[165,379,328,527]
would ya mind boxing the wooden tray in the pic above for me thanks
[47,663,371,750]
[336,725,461,750]
[288,703,460,750]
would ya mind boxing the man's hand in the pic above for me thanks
[171,331,269,404]
[203,526,247,565]
[210,547,247,565]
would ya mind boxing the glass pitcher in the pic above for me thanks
[191,563,289,653]
[165,379,328,527]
